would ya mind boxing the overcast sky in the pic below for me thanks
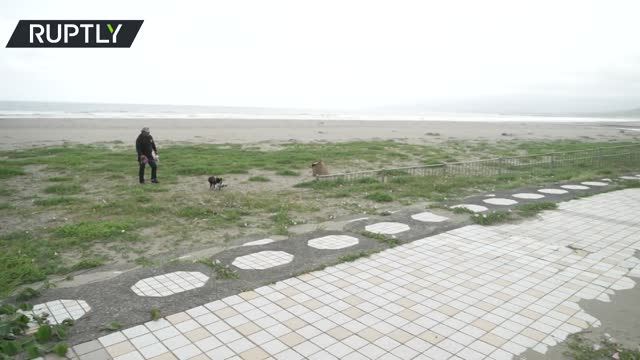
[0,0,639,112]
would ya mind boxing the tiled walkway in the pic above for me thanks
[72,189,640,359]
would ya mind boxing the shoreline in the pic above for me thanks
[1,117,639,150]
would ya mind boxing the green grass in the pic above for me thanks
[177,206,212,218]
[198,258,238,279]
[276,169,300,176]
[0,164,24,179]
[34,197,78,206]
[69,257,105,272]
[361,231,399,247]
[468,202,560,226]
[563,334,640,360]
[47,176,73,182]
[0,231,60,297]
[299,160,632,204]
[134,257,157,267]
[471,211,513,225]
[15,287,41,302]
[248,176,270,182]
[271,206,295,235]
[452,206,475,214]
[54,219,144,243]
[0,140,637,298]
[515,201,558,217]
[43,184,81,195]
[0,202,16,210]
[365,191,394,202]
[0,303,75,359]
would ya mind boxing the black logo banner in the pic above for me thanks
[6,20,143,48]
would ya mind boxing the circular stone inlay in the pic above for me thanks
[561,185,590,190]
[232,251,294,270]
[538,188,568,195]
[365,222,410,235]
[581,181,607,187]
[451,204,488,213]
[243,238,274,247]
[131,271,209,297]
[411,212,449,223]
[28,300,91,325]
[308,235,359,250]
[620,176,640,180]
[483,198,518,206]
[512,193,545,200]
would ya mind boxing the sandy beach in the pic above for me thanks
[0,117,639,149]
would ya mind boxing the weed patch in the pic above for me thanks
[177,206,212,218]
[101,321,122,332]
[249,176,270,182]
[452,207,475,215]
[365,191,394,202]
[198,258,239,279]
[15,287,40,302]
[54,219,143,243]
[34,197,78,206]
[134,257,157,267]
[339,251,372,263]
[361,231,399,247]
[471,211,513,225]
[276,169,299,176]
[43,184,81,195]
[0,303,74,359]
[563,334,640,360]
[0,164,24,179]
[515,202,558,217]
[69,257,105,272]
[0,231,60,297]
[149,308,161,321]
[0,202,16,210]
[47,176,72,182]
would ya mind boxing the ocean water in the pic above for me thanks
[0,101,634,122]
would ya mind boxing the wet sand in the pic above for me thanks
[0,118,639,149]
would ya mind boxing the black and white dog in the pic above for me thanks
[208,176,227,190]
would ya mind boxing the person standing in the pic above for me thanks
[136,127,159,184]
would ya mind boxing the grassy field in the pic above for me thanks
[0,138,638,297]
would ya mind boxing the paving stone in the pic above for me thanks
[242,239,275,247]
[451,204,488,213]
[232,251,294,270]
[538,188,568,194]
[73,340,102,356]
[482,198,518,205]
[78,349,111,360]
[512,193,545,199]
[72,189,640,360]
[410,211,449,223]
[581,181,608,186]
[561,184,590,190]
[364,222,410,235]
[307,235,359,250]
[131,272,209,297]
[27,300,91,325]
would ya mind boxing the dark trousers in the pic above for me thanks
[139,160,157,182]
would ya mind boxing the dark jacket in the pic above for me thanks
[136,133,157,159]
